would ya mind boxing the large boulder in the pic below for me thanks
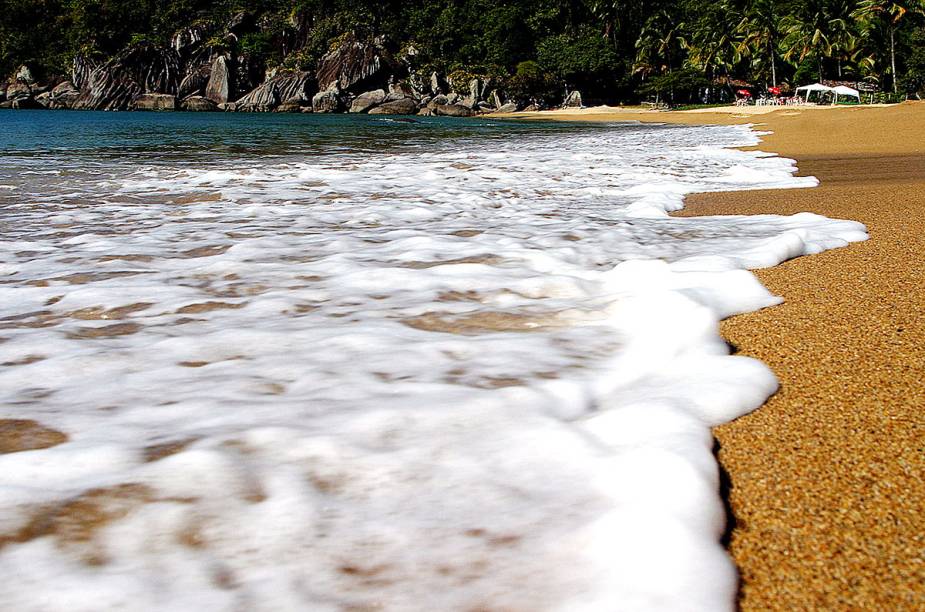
[134,93,176,111]
[274,99,304,113]
[312,84,343,113]
[563,90,582,108]
[41,81,80,109]
[349,89,386,113]
[14,65,34,84]
[73,43,181,111]
[5,82,31,101]
[429,71,446,96]
[315,33,399,95]
[171,24,209,55]
[182,95,217,111]
[434,103,472,117]
[205,56,232,104]
[178,62,213,99]
[496,102,519,114]
[71,55,97,91]
[235,70,313,112]
[367,97,417,115]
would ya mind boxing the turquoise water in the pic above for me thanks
[0,109,588,160]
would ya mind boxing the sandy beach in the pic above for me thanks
[509,102,925,608]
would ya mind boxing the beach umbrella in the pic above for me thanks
[768,87,781,95]
[737,89,751,96]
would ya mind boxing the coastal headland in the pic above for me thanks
[510,102,925,609]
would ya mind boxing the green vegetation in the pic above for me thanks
[2,0,925,101]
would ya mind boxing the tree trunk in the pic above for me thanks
[890,25,898,95]
[771,49,777,87]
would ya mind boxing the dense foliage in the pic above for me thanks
[2,0,925,102]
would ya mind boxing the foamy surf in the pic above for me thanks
[0,114,866,611]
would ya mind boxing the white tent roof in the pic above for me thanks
[796,83,833,92]
[832,85,860,98]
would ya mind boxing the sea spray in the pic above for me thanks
[0,113,867,611]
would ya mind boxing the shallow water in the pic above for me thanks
[0,110,866,611]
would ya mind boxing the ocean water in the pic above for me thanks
[0,110,866,611]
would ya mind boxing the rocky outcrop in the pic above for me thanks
[181,95,217,111]
[563,90,582,108]
[315,33,398,95]
[312,84,343,113]
[367,97,417,115]
[37,81,80,109]
[433,103,472,117]
[71,55,96,91]
[171,24,209,55]
[496,102,519,113]
[134,93,176,111]
[14,65,34,84]
[429,71,446,96]
[274,100,303,113]
[73,43,181,111]
[178,62,213,99]
[349,89,386,113]
[5,81,32,102]
[205,56,232,104]
[235,70,313,112]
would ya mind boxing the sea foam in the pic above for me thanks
[0,119,866,611]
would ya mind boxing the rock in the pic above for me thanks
[460,96,478,110]
[40,81,80,109]
[218,102,237,112]
[430,71,446,96]
[522,103,540,112]
[477,102,494,112]
[5,82,31,101]
[496,102,520,113]
[445,92,460,105]
[563,90,582,108]
[226,11,257,37]
[427,94,448,109]
[35,91,52,107]
[232,53,263,99]
[236,71,313,112]
[15,65,34,84]
[172,24,209,55]
[468,78,480,102]
[73,43,181,111]
[182,95,217,111]
[71,54,96,91]
[134,93,176,111]
[312,84,343,113]
[0,89,5,103]
[205,56,232,104]
[179,62,213,99]
[300,106,313,113]
[315,33,398,95]
[386,81,415,102]
[434,103,472,117]
[367,97,418,115]
[275,99,303,113]
[11,97,43,110]
[490,90,503,109]
[417,107,435,116]
[349,89,386,113]
[0,101,11,109]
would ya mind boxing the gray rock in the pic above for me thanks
[434,103,472,117]
[312,84,343,113]
[15,65,34,84]
[367,97,417,115]
[171,24,208,54]
[11,97,42,110]
[417,107,435,116]
[205,56,232,104]
[182,95,217,111]
[429,71,446,95]
[218,102,237,112]
[460,96,478,110]
[5,82,31,101]
[134,93,176,111]
[316,33,398,94]
[73,43,181,111]
[71,54,96,91]
[468,78,480,102]
[490,90,503,109]
[386,81,415,102]
[179,62,213,99]
[522,103,540,112]
[275,99,303,113]
[427,94,448,109]
[349,89,386,113]
[477,102,495,112]
[236,71,313,112]
[496,102,520,113]
[445,92,460,105]
[563,90,582,108]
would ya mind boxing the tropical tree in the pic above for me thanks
[634,7,687,78]
[781,0,851,82]
[737,0,784,86]
[853,0,925,92]
[685,0,743,83]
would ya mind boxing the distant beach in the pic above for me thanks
[514,101,925,609]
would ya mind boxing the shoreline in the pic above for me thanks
[512,102,925,608]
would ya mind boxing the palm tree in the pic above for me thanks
[737,0,784,86]
[686,0,743,83]
[634,8,687,77]
[853,0,925,93]
[781,0,851,82]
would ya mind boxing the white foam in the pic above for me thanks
[0,121,866,611]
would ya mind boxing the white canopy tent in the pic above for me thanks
[832,85,861,103]
[795,83,832,103]
[795,83,862,105]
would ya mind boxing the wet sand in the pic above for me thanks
[511,103,925,608]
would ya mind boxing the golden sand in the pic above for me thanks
[510,102,925,608]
